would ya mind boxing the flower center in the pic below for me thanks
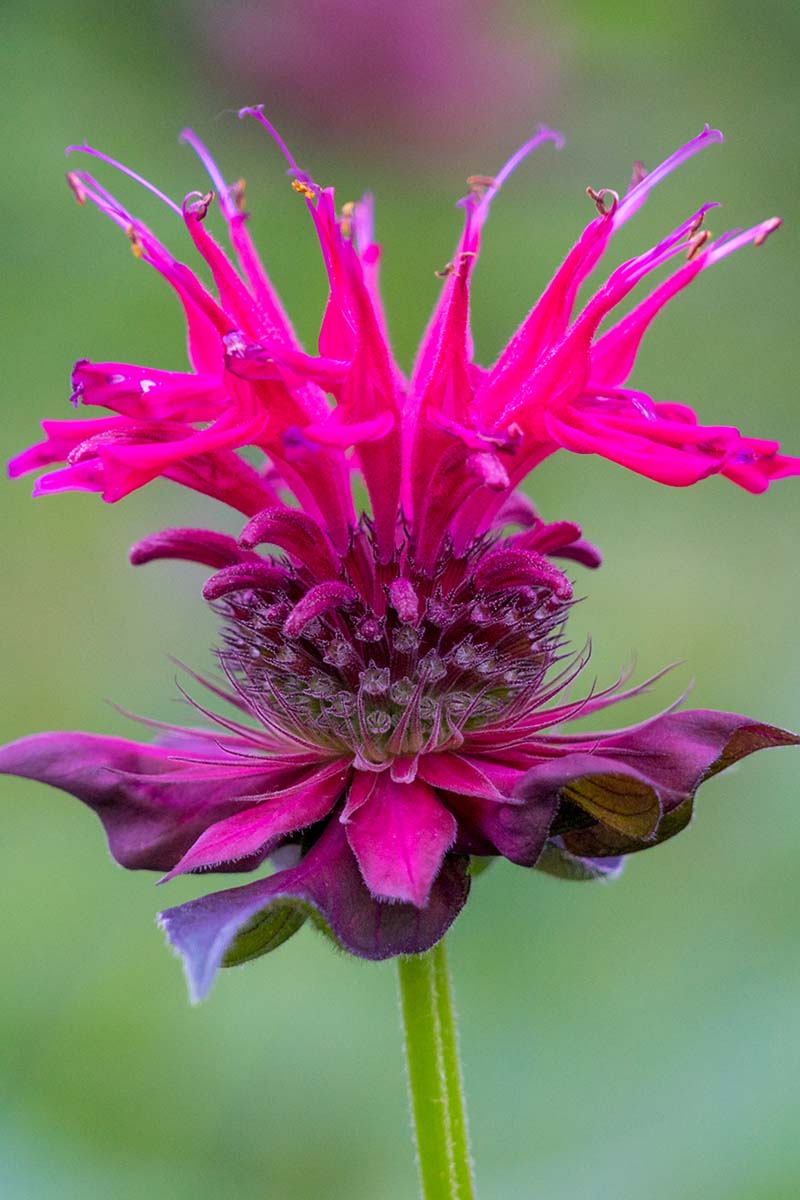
[218,525,568,767]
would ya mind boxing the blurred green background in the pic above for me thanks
[1,2,799,1197]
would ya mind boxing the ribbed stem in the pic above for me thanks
[397,939,475,1200]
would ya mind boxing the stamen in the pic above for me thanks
[66,142,182,216]
[185,191,214,221]
[340,201,356,238]
[754,216,781,246]
[66,171,86,206]
[686,229,711,260]
[586,186,619,218]
[291,179,317,201]
[231,179,247,212]
[126,224,143,259]
[466,175,498,196]
[629,160,648,189]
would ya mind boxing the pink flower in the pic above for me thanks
[3,116,797,1000]
[194,0,559,156]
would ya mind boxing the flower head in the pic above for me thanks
[3,116,797,1000]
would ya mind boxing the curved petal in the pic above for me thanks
[158,820,471,1001]
[522,710,799,859]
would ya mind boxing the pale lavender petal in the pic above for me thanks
[159,820,470,1001]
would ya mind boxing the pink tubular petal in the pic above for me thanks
[301,410,395,449]
[589,257,705,388]
[67,142,182,215]
[66,169,230,375]
[480,127,723,425]
[72,360,225,422]
[9,416,126,478]
[413,447,510,573]
[413,128,563,396]
[613,125,724,226]
[473,547,572,600]
[344,774,457,907]
[202,562,292,601]
[388,578,420,623]
[723,443,800,492]
[282,581,358,637]
[180,127,300,348]
[239,507,340,581]
[129,528,259,570]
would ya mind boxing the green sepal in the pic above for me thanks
[563,795,694,859]
[221,900,308,968]
[534,842,624,881]
[562,772,661,839]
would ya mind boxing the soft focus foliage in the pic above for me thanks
[1,2,799,1198]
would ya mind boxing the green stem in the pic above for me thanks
[397,939,475,1200]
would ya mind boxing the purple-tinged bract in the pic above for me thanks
[3,115,798,1000]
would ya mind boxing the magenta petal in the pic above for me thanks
[344,774,457,906]
[445,789,560,866]
[0,732,298,871]
[534,711,799,857]
[163,761,349,879]
[417,753,524,802]
[158,820,471,1001]
[594,709,800,806]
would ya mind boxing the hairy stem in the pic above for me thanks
[397,939,475,1199]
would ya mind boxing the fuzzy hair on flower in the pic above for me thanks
[2,114,797,1000]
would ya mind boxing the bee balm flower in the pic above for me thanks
[2,116,797,1000]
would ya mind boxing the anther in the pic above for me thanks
[66,171,86,206]
[190,190,214,221]
[686,229,711,260]
[466,174,497,195]
[340,200,356,238]
[292,179,316,200]
[629,160,648,189]
[231,178,247,212]
[435,262,456,279]
[586,186,619,217]
[126,224,143,259]
[754,217,782,247]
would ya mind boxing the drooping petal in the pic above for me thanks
[343,773,457,906]
[520,711,799,859]
[71,359,225,422]
[129,528,264,570]
[0,732,315,871]
[158,819,470,1001]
